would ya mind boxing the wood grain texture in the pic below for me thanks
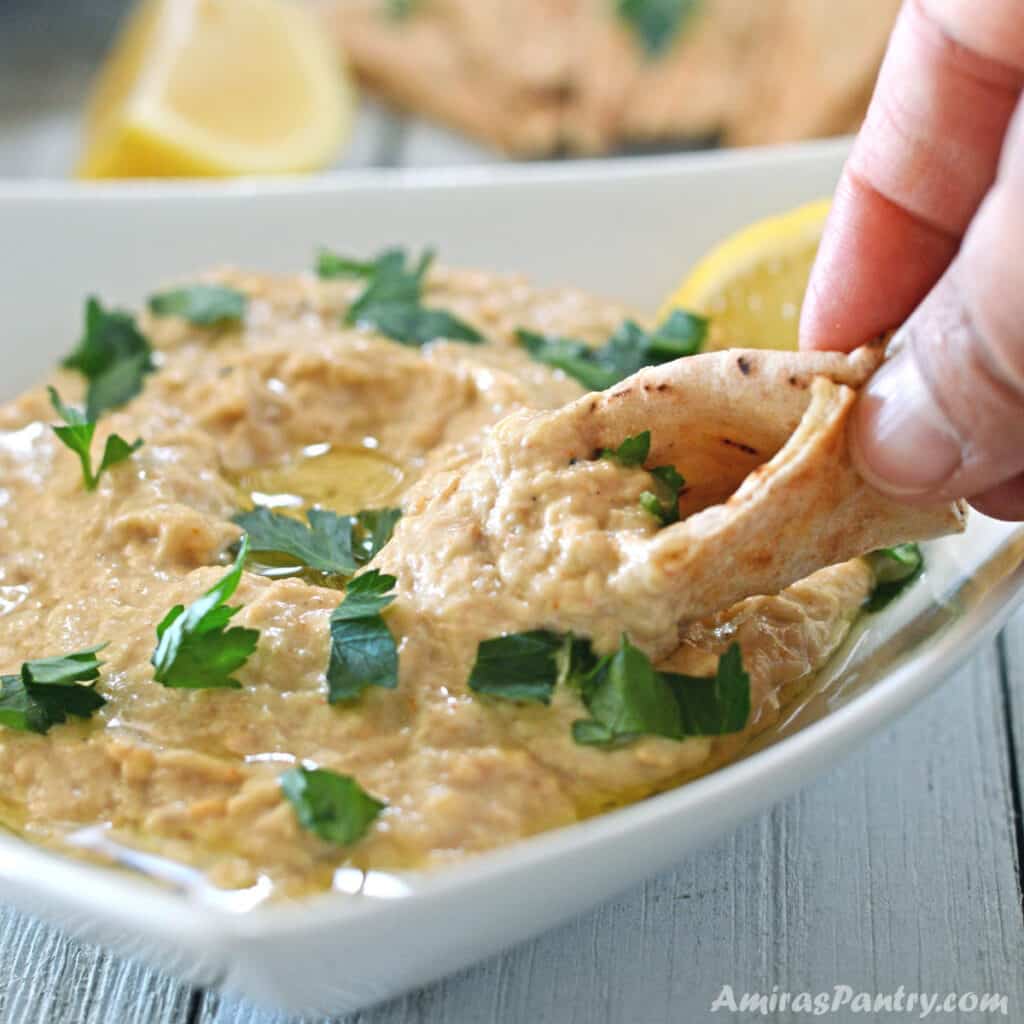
[998,605,1024,920]
[196,641,1024,1024]
[0,908,195,1024]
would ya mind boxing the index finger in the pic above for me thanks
[799,0,1024,353]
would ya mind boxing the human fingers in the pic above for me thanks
[849,100,1024,515]
[800,0,1024,353]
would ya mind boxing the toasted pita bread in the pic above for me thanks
[318,0,899,155]
[384,344,965,659]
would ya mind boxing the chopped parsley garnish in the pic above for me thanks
[572,635,681,745]
[385,0,418,17]
[62,297,156,420]
[148,284,247,326]
[864,543,924,612]
[0,647,107,734]
[151,537,260,690]
[617,0,701,57]
[316,249,381,279]
[327,570,399,703]
[601,430,650,466]
[640,464,685,526]
[573,637,750,747]
[48,387,142,491]
[599,430,684,525]
[468,630,590,704]
[232,506,401,578]
[318,246,483,347]
[280,765,385,845]
[469,628,749,749]
[517,308,706,391]
[666,643,751,736]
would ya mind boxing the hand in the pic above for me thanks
[800,0,1024,520]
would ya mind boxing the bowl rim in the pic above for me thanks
[0,136,852,201]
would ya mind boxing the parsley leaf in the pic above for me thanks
[468,630,591,704]
[316,249,382,279]
[517,308,706,391]
[664,643,750,735]
[151,537,260,690]
[574,635,682,745]
[327,570,399,703]
[0,646,107,734]
[640,464,685,526]
[148,285,247,326]
[280,765,385,845]
[601,430,651,467]
[864,543,924,612]
[352,507,403,565]
[48,387,143,491]
[573,638,750,747]
[617,0,701,57]
[320,246,484,347]
[470,628,749,749]
[62,297,156,420]
[233,506,400,578]
[597,430,683,524]
[385,0,418,17]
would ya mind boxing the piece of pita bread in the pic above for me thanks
[383,343,965,659]
[318,0,898,155]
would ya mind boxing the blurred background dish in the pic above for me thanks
[0,0,900,179]
[324,0,901,156]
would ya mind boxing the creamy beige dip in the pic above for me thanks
[0,265,869,899]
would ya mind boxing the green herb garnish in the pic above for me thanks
[48,387,142,491]
[640,464,684,526]
[517,309,706,391]
[327,570,399,703]
[665,642,751,735]
[468,630,591,704]
[572,635,682,745]
[617,0,701,57]
[469,628,749,749]
[151,537,260,690]
[598,430,683,524]
[148,284,247,326]
[62,297,156,420]
[318,246,483,347]
[0,647,107,734]
[386,0,418,17]
[280,765,385,845]
[573,637,750,747]
[864,543,924,612]
[232,506,401,578]
[316,250,381,279]
[600,430,651,466]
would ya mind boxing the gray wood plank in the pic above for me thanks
[198,639,1024,1024]
[997,605,1024,908]
[0,906,195,1024]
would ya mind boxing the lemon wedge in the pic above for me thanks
[77,0,353,179]
[662,199,832,351]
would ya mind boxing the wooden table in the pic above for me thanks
[3,6,1024,1020]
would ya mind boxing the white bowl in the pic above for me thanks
[1,141,1022,1015]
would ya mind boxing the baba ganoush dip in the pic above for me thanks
[0,251,956,900]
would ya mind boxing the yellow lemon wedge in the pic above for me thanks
[77,0,353,179]
[662,199,832,351]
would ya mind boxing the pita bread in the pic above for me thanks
[385,343,965,659]
[318,0,899,155]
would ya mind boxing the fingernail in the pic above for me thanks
[852,341,962,496]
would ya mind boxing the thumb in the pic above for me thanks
[850,104,1024,520]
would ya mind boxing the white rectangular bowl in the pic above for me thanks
[1,140,1023,1016]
